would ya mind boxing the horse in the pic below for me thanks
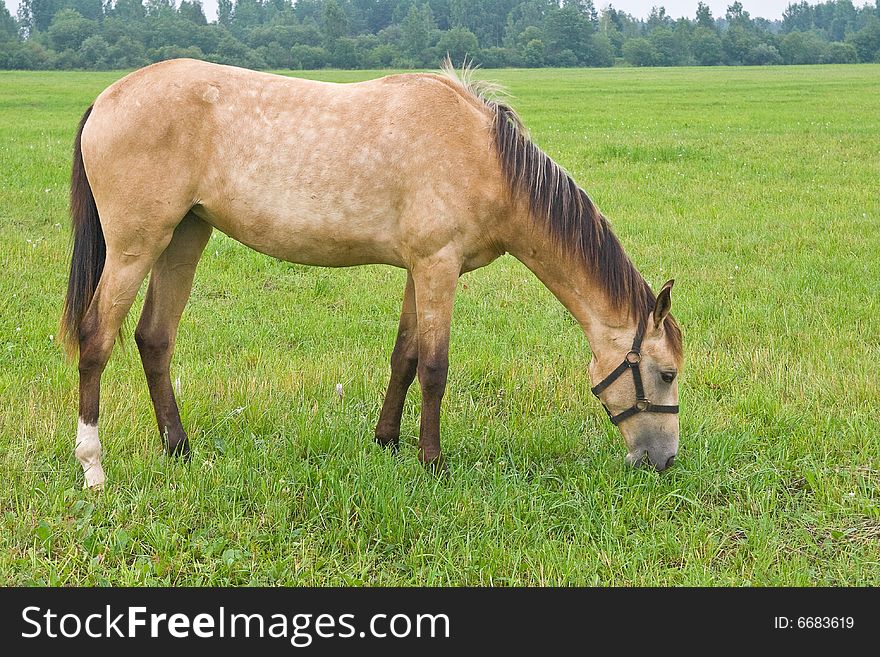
[60,58,683,489]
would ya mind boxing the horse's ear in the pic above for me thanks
[653,279,674,330]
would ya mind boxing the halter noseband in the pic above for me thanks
[590,318,679,426]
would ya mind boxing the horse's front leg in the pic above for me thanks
[411,254,460,468]
[375,273,418,449]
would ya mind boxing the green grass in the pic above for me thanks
[1,65,878,585]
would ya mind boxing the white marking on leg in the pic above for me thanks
[75,418,105,489]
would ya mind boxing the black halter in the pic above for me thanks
[590,318,679,426]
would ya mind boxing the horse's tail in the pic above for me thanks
[60,105,105,357]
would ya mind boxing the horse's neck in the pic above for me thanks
[506,227,629,344]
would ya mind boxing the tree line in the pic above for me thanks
[2,0,880,70]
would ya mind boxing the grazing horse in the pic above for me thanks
[60,59,683,489]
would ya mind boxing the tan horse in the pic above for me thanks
[60,59,683,489]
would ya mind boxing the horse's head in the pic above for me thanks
[589,280,682,471]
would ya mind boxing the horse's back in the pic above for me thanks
[82,59,507,269]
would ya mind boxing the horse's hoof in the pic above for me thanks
[419,452,447,476]
[82,466,106,490]
[166,438,191,460]
[374,433,400,451]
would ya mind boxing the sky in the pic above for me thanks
[4,0,799,24]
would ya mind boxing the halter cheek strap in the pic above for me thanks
[590,319,679,426]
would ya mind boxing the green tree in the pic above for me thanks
[623,37,656,66]
[330,36,358,67]
[436,26,478,62]
[293,0,323,25]
[722,24,759,64]
[190,23,224,53]
[19,0,63,33]
[649,26,683,66]
[647,5,671,31]
[586,32,613,67]
[514,24,542,49]
[522,37,544,66]
[233,0,264,34]
[150,44,205,62]
[503,0,549,47]
[145,0,175,18]
[690,26,722,65]
[696,1,714,30]
[290,43,327,68]
[725,1,751,28]
[600,4,625,32]
[106,34,148,67]
[0,3,18,40]
[48,9,97,52]
[255,41,288,67]
[213,31,266,67]
[543,5,592,63]
[69,0,104,22]
[745,42,782,64]
[848,17,880,61]
[563,0,598,28]
[478,46,512,67]
[0,41,18,68]
[369,42,399,66]
[263,0,293,25]
[449,0,515,48]
[218,0,233,27]
[401,3,436,60]
[11,39,53,67]
[553,48,578,66]
[79,34,110,67]
[322,0,349,43]
[821,40,857,62]
[114,0,146,22]
[179,1,208,25]
[782,1,814,33]
[780,30,827,63]
[290,22,323,46]
[603,25,624,58]
[250,24,301,49]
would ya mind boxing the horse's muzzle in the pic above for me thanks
[626,450,677,472]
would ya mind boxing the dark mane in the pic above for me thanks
[493,102,648,312]
[439,60,681,359]
[495,103,682,358]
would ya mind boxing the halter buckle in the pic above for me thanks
[594,318,679,426]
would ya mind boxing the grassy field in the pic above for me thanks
[0,64,878,586]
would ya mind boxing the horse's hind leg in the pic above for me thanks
[375,273,418,449]
[77,237,171,488]
[135,213,211,458]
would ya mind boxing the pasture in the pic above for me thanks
[0,64,878,585]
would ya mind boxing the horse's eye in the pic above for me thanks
[661,372,677,384]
